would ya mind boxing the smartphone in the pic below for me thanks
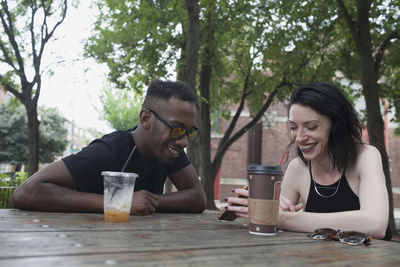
[218,184,248,221]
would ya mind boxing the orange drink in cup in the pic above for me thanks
[102,171,137,223]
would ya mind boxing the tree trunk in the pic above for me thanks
[198,7,215,210]
[182,0,199,90]
[358,43,395,234]
[198,64,214,209]
[349,0,395,231]
[182,0,201,175]
[247,122,262,165]
[25,103,40,177]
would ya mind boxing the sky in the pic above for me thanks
[38,1,112,133]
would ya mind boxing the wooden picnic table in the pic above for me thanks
[0,208,399,266]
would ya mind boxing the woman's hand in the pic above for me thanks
[225,189,303,218]
[225,188,249,218]
[279,195,303,212]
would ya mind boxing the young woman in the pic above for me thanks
[226,82,391,240]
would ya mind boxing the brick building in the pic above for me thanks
[212,101,400,210]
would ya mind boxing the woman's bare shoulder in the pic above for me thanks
[287,157,307,169]
[285,158,308,179]
[356,144,382,162]
[351,144,383,176]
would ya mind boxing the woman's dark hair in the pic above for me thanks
[287,82,363,172]
[142,79,197,109]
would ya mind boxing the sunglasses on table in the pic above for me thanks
[148,109,200,141]
[309,228,372,246]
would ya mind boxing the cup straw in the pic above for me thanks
[121,145,136,172]
[278,151,286,166]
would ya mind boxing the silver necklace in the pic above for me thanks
[309,161,342,198]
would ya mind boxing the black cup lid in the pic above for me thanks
[246,164,283,175]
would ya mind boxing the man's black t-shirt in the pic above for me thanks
[62,128,190,194]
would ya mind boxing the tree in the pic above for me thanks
[38,105,69,163]
[0,103,68,167]
[0,0,67,176]
[0,102,27,166]
[190,1,345,207]
[98,85,143,130]
[335,0,400,232]
[85,0,185,92]
[86,0,342,209]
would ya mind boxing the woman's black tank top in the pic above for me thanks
[305,172,359,212]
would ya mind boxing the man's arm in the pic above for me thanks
[156,164,206,213]
[10,160,103,212]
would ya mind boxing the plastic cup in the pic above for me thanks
[102,171,137,223]
[247,165,282,235]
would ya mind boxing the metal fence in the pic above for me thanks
[0,186,16,209]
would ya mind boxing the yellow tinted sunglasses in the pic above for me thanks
[148,109,200,141]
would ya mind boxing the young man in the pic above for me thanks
[11,79,206,215]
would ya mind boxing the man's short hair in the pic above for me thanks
[142,79,198,109]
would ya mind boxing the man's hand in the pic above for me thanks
[131,190,159,215]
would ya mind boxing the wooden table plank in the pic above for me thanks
[0,209,246,232]
[0,228,315,257]
[1,209,399,266]
[1,239,399,266]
